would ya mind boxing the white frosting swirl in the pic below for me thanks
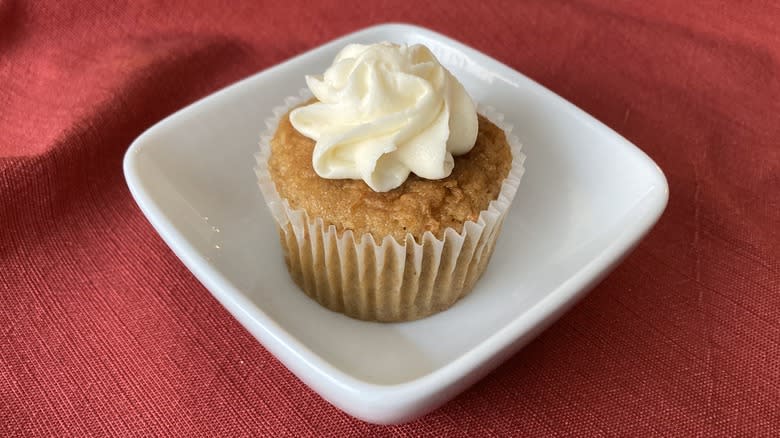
[289,42,478,192]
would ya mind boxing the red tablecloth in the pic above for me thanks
[2,1,778,436]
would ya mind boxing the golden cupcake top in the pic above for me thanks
[269,108,510,242]
[289,42,479,192]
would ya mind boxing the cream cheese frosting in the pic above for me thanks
[289,42,478,192]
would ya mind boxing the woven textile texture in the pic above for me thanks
[1,1,778,436]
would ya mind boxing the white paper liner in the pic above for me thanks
[255,89,526,322]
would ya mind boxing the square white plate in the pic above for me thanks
[123,23,668,424]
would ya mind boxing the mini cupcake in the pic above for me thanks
[256,42,524,322]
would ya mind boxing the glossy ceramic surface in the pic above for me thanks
[124,23,668,424]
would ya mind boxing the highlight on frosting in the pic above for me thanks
[289,42,478,192]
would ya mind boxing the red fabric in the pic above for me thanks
[2,0,778,435]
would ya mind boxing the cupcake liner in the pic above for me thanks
[255,89,526,322]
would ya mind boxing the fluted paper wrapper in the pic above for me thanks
[256,90,526,322]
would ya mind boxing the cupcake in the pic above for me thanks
[256,42,524,322]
